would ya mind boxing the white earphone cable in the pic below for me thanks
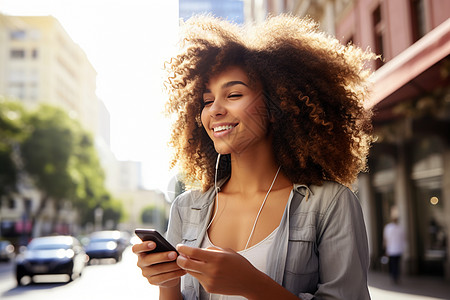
[244,165,281,249]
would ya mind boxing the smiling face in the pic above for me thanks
[201,66,271,155]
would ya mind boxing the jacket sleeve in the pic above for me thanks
[165,193,184,246]
[312,187,371,300]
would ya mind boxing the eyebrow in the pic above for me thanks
[203,80,248,94]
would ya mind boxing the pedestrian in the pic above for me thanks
[133,14,376,299]
[383,215,406,284]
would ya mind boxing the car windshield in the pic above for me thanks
[90,238,116,243]
[28,243,71,250]
[27,237,73,250]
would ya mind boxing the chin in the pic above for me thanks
[213,144,232,155]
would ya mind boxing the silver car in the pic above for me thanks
[0,240,15,261]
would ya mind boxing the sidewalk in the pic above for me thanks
[368,271,450,300]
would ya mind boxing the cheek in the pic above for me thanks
[244,100,269,133]
[201,109,209,129]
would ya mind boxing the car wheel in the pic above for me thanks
[16,275,23,286]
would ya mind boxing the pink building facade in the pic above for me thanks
[334,0,450,279]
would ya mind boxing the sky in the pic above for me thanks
[0,0,180,193]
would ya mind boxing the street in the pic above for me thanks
[1,248,449,300]
[0,247,159,300]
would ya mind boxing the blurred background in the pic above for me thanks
[0,0,449,299]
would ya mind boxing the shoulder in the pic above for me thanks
[171,187,215,209]
[309,181,351,200]
[303,181,357,210]
[295,181,364,230]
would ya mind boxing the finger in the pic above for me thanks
[176,254,208,274]
[205,246,225,252]
[137,251,179,268]
[177,244,224,261]
[145,268,187,286]
[132,241,156,254]
[143,261,184,277]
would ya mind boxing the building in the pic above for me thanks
[244,0,335,33]
[0,14,99,134]
[334,0,450,280]
[0,14,118,238]
[0,13,172,240]
[248,0,450,280]
[179,0,245,24]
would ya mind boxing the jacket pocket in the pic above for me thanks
[284,227,319,295]
[286,226,318,275]
[181,224,198,246]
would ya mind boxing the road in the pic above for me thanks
[1,248,448,300]
[0,247,159,300]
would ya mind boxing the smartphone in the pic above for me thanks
[134,228,178,254]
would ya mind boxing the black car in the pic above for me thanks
[84,230,128,263]
[15,235,87,285]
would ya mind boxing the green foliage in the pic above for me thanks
[141,204,165,224]
[0,99,28,196]
[21,105,78,200]
[0,102,123,229]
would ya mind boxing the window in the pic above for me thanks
[10,30,26,40]
[10,49,25,59]
[8,198,16,209]
[8,82,25,99]
[410,0,426,42]
[372,4,385,69]
[32,49,39,59]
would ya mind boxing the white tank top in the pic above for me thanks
[199,227,279,300]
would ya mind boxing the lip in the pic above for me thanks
[211,122,238,138]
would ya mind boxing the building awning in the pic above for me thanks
[366,18,450,109]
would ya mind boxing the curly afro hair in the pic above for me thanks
[165,14,376,191]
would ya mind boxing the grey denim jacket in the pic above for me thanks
[166,180,371,300]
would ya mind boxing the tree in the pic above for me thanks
[141,204,166,231]
[69,131,124,227]
[8,102,123,234]
[20,105,78,234]
[0,99,28,199]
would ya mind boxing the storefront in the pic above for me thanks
[363,20,450,279]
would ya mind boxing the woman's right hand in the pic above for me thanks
[132,241,187,288]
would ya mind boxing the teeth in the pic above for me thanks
[213,125,235,132]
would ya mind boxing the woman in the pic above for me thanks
[133,15,376,299]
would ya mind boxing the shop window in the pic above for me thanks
[10,49,25,59]
[371,152,397,267]
[413,178,445,275]
[411,135,445,276]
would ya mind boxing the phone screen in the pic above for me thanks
[134,229,178,254]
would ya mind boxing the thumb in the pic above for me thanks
[204,246,225,252]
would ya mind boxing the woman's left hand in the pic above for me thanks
[175,244,261,297]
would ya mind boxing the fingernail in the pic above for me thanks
[147,241,156,249]
[168,252,177,260]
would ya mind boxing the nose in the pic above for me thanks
[209,99,226,118]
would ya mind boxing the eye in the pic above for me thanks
[228,93,242,99]
[203,100,214,107]
[202,97,214,107]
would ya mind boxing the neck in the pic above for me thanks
[225,144,289,195]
